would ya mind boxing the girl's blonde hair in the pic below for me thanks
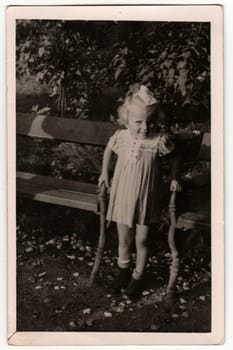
[117,85,158,127]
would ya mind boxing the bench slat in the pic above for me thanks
[17,182,98,212]
[176,211,210,231]
[17,173,99,212]
[17,113,118,146]
[17,171,98,195]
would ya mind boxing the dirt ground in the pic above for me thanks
[16,199,211,333]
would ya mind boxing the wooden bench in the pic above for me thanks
[17,112,119,284]
[17,113,118,212]
[165,131,210,307]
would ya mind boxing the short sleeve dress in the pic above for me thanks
[106,129,175,228]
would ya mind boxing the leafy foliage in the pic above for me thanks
[16,20,210,124]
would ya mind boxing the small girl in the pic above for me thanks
[98,85,181,297]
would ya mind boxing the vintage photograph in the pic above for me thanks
[7,5,223,346]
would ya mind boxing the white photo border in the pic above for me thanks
[7,4,224,346]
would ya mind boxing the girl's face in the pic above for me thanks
[127,105,155,139]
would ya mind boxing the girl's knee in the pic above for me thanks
[136,224,149,247]
[117,224,133,246]
[136,237,148,249]
[136,233,148,249]
[119,236,132,248]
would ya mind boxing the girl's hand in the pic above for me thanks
[170,179,182,192]
[98,172,110,188]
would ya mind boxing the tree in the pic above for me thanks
[16,20,210,124]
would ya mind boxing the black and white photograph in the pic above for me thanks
[7,5,224,346]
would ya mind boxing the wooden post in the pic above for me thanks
[89,183,107,285]
[164,190,179,308]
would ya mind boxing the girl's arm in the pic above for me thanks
[98,146,113,188]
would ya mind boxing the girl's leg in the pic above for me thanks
[117,223,133,268]
[133,224,150,279]
[125,224,149,297]
[112,223,133,292]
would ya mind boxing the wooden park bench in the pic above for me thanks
[16,112,118,283]
[17,112,210,299]
[165,131,210,307]
[16,113,118,212]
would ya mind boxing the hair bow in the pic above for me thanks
[132,85,157,107]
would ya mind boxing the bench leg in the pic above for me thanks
[89,184,107,286]
[164,191,180,309]
[89,247,105,286]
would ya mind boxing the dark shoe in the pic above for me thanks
[124,278,142,298]
[112,268,131,293]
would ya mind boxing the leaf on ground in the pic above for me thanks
[179,298,187,304]
[86,319,93,326]
[55,308,63,314]
[179,305,186,310]
[27,276,35,283]
[122,294,129,299]
[113,306,124,313]
[45,239,56,245]
[104,311,112,318]
[69,321,77,328]
[66,254,76,260]
[82,308,91,315]
[142,291,150,296]
[73,272,79,277]
[43,296,53,304]
[182,282,189,290]
[32,259,43,268]
[85,245,92,252]
[35,285,42,290]
[38,272,46,277]
[107,275,114,281]
[25,247,34,253]
[151,324,160,331]
[157,277,164,281]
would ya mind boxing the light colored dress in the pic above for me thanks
[106,129,175,227]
